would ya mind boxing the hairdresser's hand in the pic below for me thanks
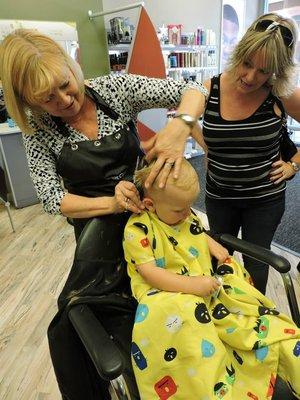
[114,181,144,214]
[269,159,295,184]
[142,118,190,189]
[191,276,221,297]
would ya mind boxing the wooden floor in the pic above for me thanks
[0,204,75,400]
[0,204,299,400]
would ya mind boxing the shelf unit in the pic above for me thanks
[161,44,218,82]
[109,44,219,81]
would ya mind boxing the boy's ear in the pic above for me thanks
[143,197,155,212]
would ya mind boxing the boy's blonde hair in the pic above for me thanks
[226,13,298,97]
[134,158,199,198]
[0,29,84,134]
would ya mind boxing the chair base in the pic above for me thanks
[110,375,132,400]
[0,197,15,232]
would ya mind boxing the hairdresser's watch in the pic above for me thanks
[174,113,198,128]
[288,161,300,172]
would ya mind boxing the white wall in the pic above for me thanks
[245,0,265,29]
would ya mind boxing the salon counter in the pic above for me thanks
[0,123,39,208]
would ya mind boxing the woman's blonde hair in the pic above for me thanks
[226,13,298,97]
[134,158,200,198]
[0,29,84,134]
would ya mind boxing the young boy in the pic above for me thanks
[123,159,300,400]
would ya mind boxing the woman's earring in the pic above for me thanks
[268,73,276,86]
[272,73,276,82]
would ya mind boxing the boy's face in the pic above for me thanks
[150,183,199,226]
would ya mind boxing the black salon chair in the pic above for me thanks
[67,218,300,400]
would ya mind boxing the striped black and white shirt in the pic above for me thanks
[202,74,286,201]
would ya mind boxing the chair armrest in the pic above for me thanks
[218,234,300,327]
[68,304,125,381]
[218,233,291,273]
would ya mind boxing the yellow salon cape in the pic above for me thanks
[123,211,300,400]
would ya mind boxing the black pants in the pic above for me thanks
[205,194,285,294]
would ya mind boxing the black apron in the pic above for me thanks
[55,85,144,239]
[48,88,142,399]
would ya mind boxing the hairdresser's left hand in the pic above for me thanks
[269,159,295,184]
[142,118,190,189]
[114,180,144,214]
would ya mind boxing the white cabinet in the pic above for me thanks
[0,124,39,208]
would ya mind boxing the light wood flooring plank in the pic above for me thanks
[0,204,74,400]
[0,205,299,400]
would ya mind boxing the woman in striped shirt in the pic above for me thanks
[202,13,300,294]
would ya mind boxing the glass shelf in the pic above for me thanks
[161,44,217,52]
[108,44,131,53]
[167,66,218,71]
[109,43,217,53]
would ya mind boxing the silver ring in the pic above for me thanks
[165,161,175,168]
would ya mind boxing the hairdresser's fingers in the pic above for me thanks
[115,181,144,212]
[123,198,143,214]
[142,136,158,162]
[172,157,183,180]
[155,159,176,189]
[144,157,165,188]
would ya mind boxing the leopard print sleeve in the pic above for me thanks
[89,74,208,122]
[22,118,67,215]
